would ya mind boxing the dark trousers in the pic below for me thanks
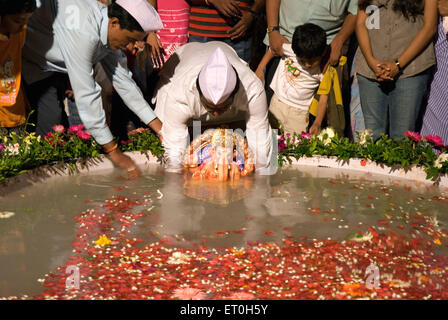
[24,73,69,137]
[110,91,146,142]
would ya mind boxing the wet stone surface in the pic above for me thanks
[0,166,447,299]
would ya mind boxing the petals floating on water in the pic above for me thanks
[0,211,15,219]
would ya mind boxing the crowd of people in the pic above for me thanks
[1,0,448,177]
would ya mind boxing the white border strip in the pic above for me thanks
[1,153,447,198]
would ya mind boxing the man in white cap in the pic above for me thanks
[22,0,163,178]
[154,41,273,174]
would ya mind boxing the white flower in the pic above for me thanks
[318,127,336,146]
[6,143,20,155]
[434,153,448,169]
[357,129,372,145]
[350,231,373,243]
[167,252,190,265]
[0,211,15,219]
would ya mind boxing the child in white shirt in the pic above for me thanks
[256,23,330,135]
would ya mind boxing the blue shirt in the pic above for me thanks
[23,0,157,145]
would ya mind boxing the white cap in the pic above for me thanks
[198,48,237,105]
[116,0,163,34]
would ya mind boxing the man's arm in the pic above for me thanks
[154,91,192,173]
[255,47,275,81]
[329,13,357,66]
[266,0,289,56]
[245,84,273,173]
[55,27,142,177]
[309,94,328,135]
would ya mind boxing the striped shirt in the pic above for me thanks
[421,20,448,146]
[189,1,253,38]
[157,0,190,60]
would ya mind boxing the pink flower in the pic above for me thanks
[278,141,286,152]
[68,124,85,133]
[425,135,444,147]
[171,288,206,300]
[0,144,4,151]
[301,132,311,139]
[405,131,421,142]
[227,292,255,300]
[76,130,91,140]
[52,125,65,133]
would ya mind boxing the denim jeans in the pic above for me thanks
[188,35,253,63]
[358,70,431,140]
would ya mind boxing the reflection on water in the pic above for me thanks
[0,165,447,298]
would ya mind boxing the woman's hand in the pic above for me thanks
[367,58,393,81]
[377,61,400,80]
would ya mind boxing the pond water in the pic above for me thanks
[0,165,447,300]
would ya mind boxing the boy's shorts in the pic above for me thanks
[269,94,309,135]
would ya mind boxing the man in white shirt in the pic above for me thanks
[23,0,163,177]
[153,41,274,174]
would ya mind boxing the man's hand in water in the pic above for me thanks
[105,145,141,179]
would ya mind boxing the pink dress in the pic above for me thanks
[157,0,190,60]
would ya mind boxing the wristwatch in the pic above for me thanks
[395,60,403,72]
[266,26,280,34]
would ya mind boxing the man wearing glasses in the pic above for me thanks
[153,41,273,174]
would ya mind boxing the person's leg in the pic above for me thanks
[67,98,83,126]
[283,105,309,135]
[24,74,68,137]
[389,70,431,140]
[110,91,132,142]
[357,75,389,141]
[269,94,288,131]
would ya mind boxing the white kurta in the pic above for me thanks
[154,42,273,173]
